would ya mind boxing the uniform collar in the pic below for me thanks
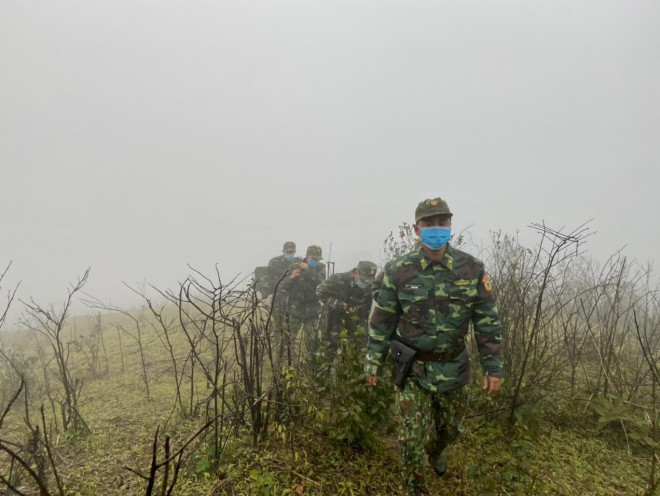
[417,244,454,271]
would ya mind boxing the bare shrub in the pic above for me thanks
[20,269,91,436]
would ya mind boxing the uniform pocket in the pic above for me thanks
[399,289,431,323]
[398,288,433,338]
[447,289,472,321]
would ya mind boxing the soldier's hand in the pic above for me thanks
[483,376,502,396]
[290,269,302,279]
[342,303,349,311]
[299,262,309,270]
[365,373,379,386]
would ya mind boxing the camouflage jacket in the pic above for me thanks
[316,270,373,330]
[365,245,503,393]
[263,254,302,300]
[371,270,385,302]
[280,260,326,316]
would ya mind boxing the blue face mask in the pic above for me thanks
[420,226,451,250]
[307,258,320,268]
[284,253,295,261]
[355,280,368,289]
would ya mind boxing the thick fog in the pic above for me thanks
[1,1,659,325]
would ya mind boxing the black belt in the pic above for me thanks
[415,346,465,362]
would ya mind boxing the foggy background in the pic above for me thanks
[1,1,658,326]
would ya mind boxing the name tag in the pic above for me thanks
[454,280,470,286]
[404,284,422,290]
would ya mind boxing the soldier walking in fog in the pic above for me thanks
[255,241,302,369]
[364,197,504,496]
[316,260,377,355]
[260,241,301,307]
[280,245,326,359]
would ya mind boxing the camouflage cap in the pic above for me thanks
[282,241,296,252]
[415,197,453,223]
[356,261,377,283]
[306,245,323,260]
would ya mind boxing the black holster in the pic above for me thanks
[390,339,417,390]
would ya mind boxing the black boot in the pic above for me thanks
[429,449,447,477]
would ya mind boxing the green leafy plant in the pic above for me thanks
[324,328,395,450]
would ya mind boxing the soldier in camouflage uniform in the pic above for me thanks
[260,241,301,306]
[364,197,503,496]
[280,245,326,358]
[316,260,378,354]
[260,242,302,367]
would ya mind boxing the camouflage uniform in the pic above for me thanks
[371,269,385,302]
[263,242,301,302]
[280,245,326,357]
[259,242,301,368]
[316,261,377,353]
[365,199,503,496]
[396,381,467,493]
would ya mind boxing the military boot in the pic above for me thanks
[429,449,447,477]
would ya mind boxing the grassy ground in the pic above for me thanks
[0,309,654,495]
[46,367,649,496]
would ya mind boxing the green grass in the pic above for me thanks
[0,307,655,496]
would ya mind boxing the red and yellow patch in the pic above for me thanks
[483,274,493,292]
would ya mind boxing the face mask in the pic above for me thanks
[420,226,451,251]
[284,254,295,261]
[307,259,319,268]
[355,280,368,289]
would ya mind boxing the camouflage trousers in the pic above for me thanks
[272,310,321,369]
[287,312,321,357]
[396,380,468,496]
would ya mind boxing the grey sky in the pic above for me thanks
[1,1,659,324]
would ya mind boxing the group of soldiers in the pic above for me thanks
[255,241,378,358]
[253,196,504,496]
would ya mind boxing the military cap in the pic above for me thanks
[306,245,323,260]
[415,197,453,223]
[282,241,296,252]
[356,261,377,283]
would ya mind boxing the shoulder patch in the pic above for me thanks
[483,275,493,292]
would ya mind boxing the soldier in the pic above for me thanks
[280,245,326,357]
[316,260,378,353]
[364,197,503,496]
[260,241,301,307]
